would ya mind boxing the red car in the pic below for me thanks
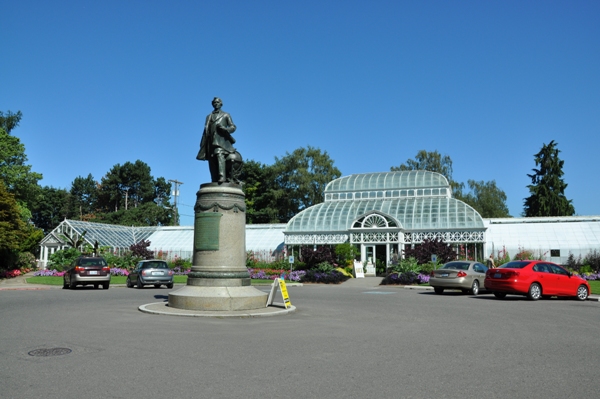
[484,260,590,301]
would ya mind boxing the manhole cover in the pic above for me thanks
[28,348,72,357]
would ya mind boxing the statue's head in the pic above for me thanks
[212,97,223,109]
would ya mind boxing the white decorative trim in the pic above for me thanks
[284,234,348,245]
[405,231,484,243]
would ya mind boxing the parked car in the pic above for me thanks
[126,260,174,289]
[484,260,590,301]
[429,261,488,295]
[63,256,111,290]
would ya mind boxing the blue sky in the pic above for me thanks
[3,0,599,226]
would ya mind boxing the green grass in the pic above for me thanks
[588,280,600,295]
[26,275,274,286]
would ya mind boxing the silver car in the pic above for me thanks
[429,261,488,295]
[126,260,174,289]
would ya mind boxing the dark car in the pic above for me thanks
[484,260,590,301]
[63,256,111,290]
[126,260,174,289]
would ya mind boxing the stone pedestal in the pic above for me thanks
[169,183,268,311]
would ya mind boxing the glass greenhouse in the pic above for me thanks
[285,171,486,267]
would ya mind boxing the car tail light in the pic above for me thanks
[142,270,148,276]
[168,270,174,276]
[102,266,110,272]
[457,271,467,277]
[75,266,85,273]
[430,271,435,277]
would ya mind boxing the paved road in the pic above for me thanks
[1,282,599,399]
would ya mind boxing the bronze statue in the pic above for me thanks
[196,97,243,183]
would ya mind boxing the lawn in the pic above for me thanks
[25,275,279,286]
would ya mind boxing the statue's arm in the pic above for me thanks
[223,114,236,134]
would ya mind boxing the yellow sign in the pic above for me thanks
[278,278,292,308]
[266,278,292,309]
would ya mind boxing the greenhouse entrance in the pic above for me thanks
[363,244,388,275]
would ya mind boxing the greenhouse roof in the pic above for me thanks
[41,220,285,254]
[43,220,160,248]
[286,197,484,233]
[325,171,450,193]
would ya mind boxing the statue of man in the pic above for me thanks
[196,97,241,183]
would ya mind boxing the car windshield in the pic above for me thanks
[141,262,168,269]
[442,262,470,270]
[499,261,529,269]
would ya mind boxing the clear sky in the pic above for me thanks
[3,0,599,226]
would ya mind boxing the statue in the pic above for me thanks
[196,97,243,183]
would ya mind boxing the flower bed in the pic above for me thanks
[248,268,306,282]
[380,272,430,285]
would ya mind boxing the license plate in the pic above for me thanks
[152,272,163,276]
[494,273,501,278]
[89,271,98,275]
[440,273,449,277]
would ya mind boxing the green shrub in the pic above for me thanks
[419,261,437,275]
[335,243,358,267]
[316,261,334,273]
[48,248,81,270]
[584,250,600,273]
[389,257,420,274]
[16,252,36,270]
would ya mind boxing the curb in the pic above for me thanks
[139,301,296,318]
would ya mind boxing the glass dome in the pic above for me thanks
[286,196,484,233]
[325,171,450,193]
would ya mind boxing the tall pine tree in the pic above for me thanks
[523,140,574,217]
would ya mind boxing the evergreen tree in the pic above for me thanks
[523,140,575,217]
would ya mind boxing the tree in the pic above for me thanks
[391,150,464,195]
[240,160,280,224]
[523,140,575,217]
[30,186,71,233]
[461,180,510,218]
[69,174,98,220]
[96,202,172,226]
[0,110,23,135]
[271,146,341,222]
[0,181,27,267]
[0,111,42,208]
[241,147,341,223]
[96,160,171,226]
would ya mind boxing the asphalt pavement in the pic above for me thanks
[1,273,600,399]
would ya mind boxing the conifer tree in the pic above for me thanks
[523,140,574,217]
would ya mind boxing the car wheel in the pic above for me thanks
[126,277,133,288]
[63,278,69,289]
[434,287,444,294]
[154,284,161,288]
[103,283,110,290]
[493,292,506,299]
[470,280,479,296]
[94,284,99,289]
[69,282,77,290]
[576,285,589,301]
[166,283,174,289]
[137,278,143,289]
[527,283,542,301]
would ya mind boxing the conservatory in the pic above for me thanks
[38,220,286,268]
[284,171,486,267]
